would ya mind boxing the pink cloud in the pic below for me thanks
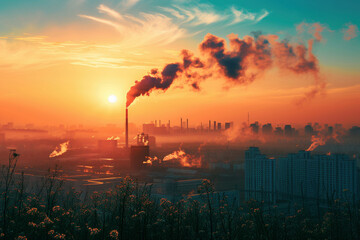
[343,23,359,40]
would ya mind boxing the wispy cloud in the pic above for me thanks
[0,3,271,70]
[0,35,175,70]
[122,0,140,9]
[159,7,185,20]
[98,4,124,21]
[79,4,187,47]
[229,7,269,25]
[342,23,359,40]
[168,4,227,25]
[255,10,269,23]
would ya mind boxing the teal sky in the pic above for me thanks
[0,0,359,70]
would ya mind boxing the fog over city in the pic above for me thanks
[1,0,359,239]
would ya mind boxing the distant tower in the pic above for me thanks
[181,118,183,131]
[209,120,211,131]
[186,119,189,130]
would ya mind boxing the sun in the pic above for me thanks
[108,95,117,103]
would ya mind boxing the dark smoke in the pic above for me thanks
[126,64,181,107]
[126,31,324,107]
[199,33,272,84]
[126,50,205,107]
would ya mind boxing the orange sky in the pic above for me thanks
[0,2,359,128]
[1,61,359,128]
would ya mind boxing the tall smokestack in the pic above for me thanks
[125,107,129,148]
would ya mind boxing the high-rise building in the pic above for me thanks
[225,122,233,130]
[304,124,314,136]
[250,122,259,134]
[284,125,294,137]
[277,151,357,201]
[277,151,312,199]
[245,147,276,203]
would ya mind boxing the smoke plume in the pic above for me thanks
[126,30,325,107]
[126,49,205,107]
[49,141,69,158]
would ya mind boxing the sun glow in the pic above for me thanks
[108,95,117,103]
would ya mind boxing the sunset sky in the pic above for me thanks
[1,0,359,128]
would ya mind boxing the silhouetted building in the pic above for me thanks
[143,123,155,134]
[250,122,259,134]
[142,123,168,135]
[217,123,222,130]
[349,126,360,137]
[274,127,283,136]
[130,145,149,169]
[327,126,333,135]
[284,125,294,137]
[262,123,273,135]
[136,133,149,145]
[225,122,233,130]
[304,124,314,136]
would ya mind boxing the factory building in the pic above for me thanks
[130,145,149,169]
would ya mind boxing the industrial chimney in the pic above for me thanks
[125,107,129,148]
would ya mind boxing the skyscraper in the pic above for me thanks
[245,147,276,203]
